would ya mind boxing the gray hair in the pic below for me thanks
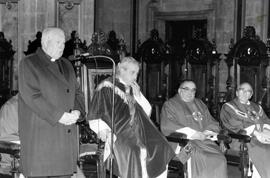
[116,56,140,75]
[41,27,65,50]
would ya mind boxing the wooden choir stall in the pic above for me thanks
[225,26,270,114]
[0,36,15,106]
[179,38,221,118]
[137,29,221,126]
[74,31,118,178]
[221,26,270,178]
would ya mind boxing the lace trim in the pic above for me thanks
[96,80,128,104]
[225,103,263,120]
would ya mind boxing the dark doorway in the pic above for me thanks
[165,19,207,46]
[164,20,208,96]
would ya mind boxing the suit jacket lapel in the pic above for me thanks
[36,49,69,86]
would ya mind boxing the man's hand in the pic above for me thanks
[131,81,141,97]
[254,130,270,144]
[98,129,111,142]
[203,130,218,140]
[59,111,80,125]
[71,110,80,118]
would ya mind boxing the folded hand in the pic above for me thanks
[131,81,141,97]
[59,111,80,125]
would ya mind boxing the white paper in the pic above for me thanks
[176,127,197,139]
[88,119,117,162]
[103,134,116,162]
[244,125,255,136]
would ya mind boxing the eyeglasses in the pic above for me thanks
[238,88,252,94]
[181,87,196,93]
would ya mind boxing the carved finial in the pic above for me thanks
[266,39,270,58]
[212,39,217,54]
[229,38,234,50]
[243,26,256,39]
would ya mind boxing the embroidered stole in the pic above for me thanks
[181,99,204,130]
[225,101,263,131]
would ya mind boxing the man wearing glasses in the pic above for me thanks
[160,79,228,178]
[220,82,270,177]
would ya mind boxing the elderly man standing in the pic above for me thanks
[19,27,85,178]
[160,79,227,178]
[220,82,270,178]
[87,56,175,178]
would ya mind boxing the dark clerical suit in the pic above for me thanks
[18,48,85,177]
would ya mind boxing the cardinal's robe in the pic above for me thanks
[87,78,175,178]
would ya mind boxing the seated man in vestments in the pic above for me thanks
[0,94,18,139]
[0,94,19,176]
[220,82,270,178]
[87,57,175,178]
[160,79,228,178]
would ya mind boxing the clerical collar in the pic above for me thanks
[118,78,127,86]
[43,51,57,62]
[238,99,250,105]
[118,78,131,93]
[44,53,56,62]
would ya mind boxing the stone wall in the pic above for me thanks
[0,0,94,91]
[137,0,267,54]
[0,0,269,91]
[95,0,132,53]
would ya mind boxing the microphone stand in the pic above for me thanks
[77,55,116,178]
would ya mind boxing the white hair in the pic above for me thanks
[41,27,65,51]
[116,56,140,75]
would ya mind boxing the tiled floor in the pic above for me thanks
[0,163,242,178]
[227,164,241,178]
[167,164,241,178]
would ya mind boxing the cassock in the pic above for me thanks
[87,78,175,178]
[160,94,227,178]
[220,98,270,178]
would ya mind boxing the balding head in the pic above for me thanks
[116,57,140,86]
[178,80,196,102]
[237,82,253,93]
[41,27,65,60]
[236,82,253,104]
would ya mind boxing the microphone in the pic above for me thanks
[76,116,86,125]
[78,55,116,178]
[75,52,91,59]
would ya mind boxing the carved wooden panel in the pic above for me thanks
[57,1,80,38]
[81,65,112,113]
[0,1,18,93]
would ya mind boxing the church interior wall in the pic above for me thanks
[0,0,269,99]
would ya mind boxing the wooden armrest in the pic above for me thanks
[0,141,20,157]
[166,132,188,147]
[217,129,232,143]
[228,133,251,143]
[217,134,232,144]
